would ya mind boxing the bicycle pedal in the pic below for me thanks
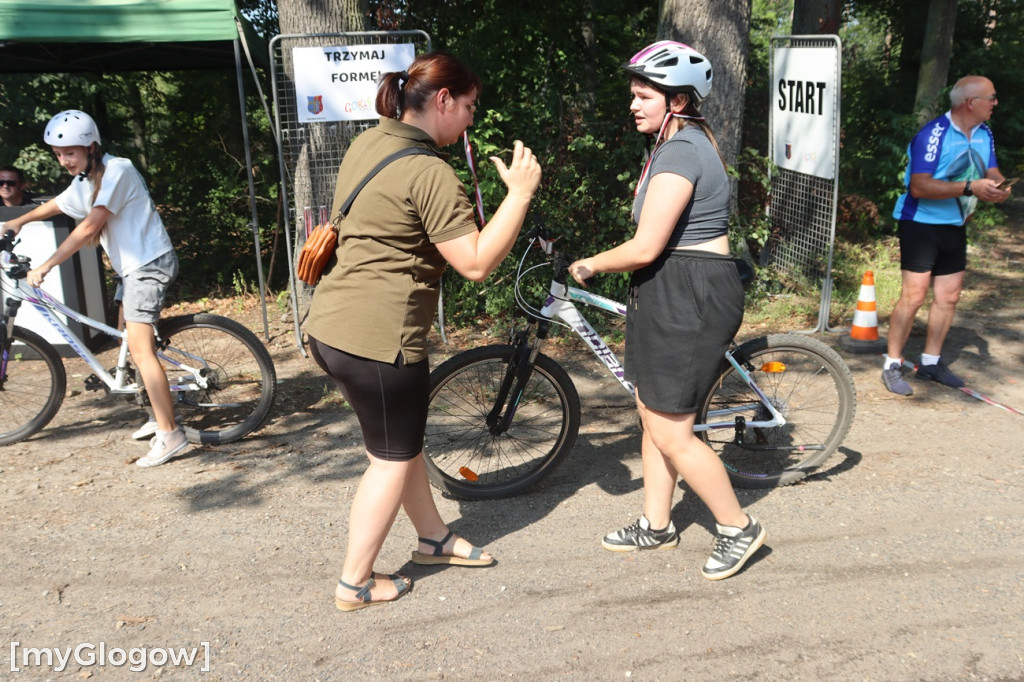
[83,374,106,392]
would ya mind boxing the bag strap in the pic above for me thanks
[338,146,437,217]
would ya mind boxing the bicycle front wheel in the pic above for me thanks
[0,326,66,446]
[425,345,581,500]
[699,333,857,488]
[157,314,277,444]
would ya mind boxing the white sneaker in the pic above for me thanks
[136,427,189,467]
[131,419,159,440]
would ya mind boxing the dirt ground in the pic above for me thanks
[2,217,1023,681]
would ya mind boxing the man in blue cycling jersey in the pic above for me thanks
[882,75,1012,395]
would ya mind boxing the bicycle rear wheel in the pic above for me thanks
[157,313,277,444]
[0,326,66,446]
[698,334,856,488]
[425,344,581,499]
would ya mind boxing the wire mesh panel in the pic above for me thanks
[766,35,841,332]
[269,30,431,347]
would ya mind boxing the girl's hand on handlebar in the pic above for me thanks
[27,265,50,288]
[490,140,542,200]
[569,258,596,287]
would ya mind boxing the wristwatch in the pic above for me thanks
[963,180,973,196]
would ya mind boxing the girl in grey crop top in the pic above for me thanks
[632,124,730,248]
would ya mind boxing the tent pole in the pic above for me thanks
[234,37,270,341]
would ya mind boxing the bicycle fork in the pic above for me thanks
[487,319,549,435]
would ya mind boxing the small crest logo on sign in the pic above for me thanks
[785,142,792,160]
[307,95,324,115]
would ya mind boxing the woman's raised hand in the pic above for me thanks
[489,140,542,200]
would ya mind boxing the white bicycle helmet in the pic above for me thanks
[43,110,101,147]
[624,40,713,101]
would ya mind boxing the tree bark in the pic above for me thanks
[913,0,957,123]
[657,0,752,172]
[274,0,372,317]
[791,0,842,34]
[277,0,369,34]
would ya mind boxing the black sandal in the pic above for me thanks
[334,573,412,612]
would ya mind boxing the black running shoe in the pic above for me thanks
[601,515,679,552]
[916,360,964,388]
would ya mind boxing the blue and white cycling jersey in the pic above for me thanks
[892,112,998,226]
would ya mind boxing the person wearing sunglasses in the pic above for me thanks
[0,166,35,207]
[883,76,1012,396]
[1,110,188,467]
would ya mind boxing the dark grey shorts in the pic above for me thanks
[623,250,744,414]
[121,251,178,324]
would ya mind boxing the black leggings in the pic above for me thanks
[308,336,430,461]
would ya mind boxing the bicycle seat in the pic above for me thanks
[734,258,755,289]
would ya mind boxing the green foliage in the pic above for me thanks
[379,0,656,323]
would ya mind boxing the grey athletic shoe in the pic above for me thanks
[701,515,766,581]
[916,360,964,388]
[882,362,913,396]
[601,515,679,552]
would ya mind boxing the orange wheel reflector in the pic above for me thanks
[760,361,787,373]
[459,467,479,481]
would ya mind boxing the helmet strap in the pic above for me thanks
[633,111,705,197]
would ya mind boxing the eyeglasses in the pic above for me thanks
[971,94,998,103]
[0,180,19,187]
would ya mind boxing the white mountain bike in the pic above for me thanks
[424,227,857,499]
[0,230,276,447]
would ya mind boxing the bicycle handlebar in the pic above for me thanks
[0,229,30,279]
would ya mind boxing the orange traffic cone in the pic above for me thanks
[840,270,887,353]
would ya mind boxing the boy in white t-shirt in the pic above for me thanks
[3,110,187,467]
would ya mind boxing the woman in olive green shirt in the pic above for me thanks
[307,52,541,611]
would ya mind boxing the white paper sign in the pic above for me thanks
[772,46,838,179]
[292,43,416,123]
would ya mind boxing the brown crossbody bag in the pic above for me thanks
[296,146,436,286]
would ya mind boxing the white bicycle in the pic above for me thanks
[0,230,276,447]
[424,227,857,498]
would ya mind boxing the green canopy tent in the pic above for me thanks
[0,0,271,337]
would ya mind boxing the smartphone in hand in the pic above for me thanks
[997,177,1019,190]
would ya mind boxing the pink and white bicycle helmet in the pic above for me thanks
[624,40,713,101]
[43,110,101,147]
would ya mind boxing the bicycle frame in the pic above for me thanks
[1,250,208,395]
[520,234,787,433]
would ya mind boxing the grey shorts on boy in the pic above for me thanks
[120,250,178,324]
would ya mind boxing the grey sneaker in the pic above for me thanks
[131,418,158,440]
[882,362,913,396]
[701,515,766,581]
[916,360,964,388]
[136,427,189,467]
[602,515,679,552]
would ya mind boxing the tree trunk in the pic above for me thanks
[277,0,369,34]
[275,0,371,319]
[657,0,752,173]
[791,0,842,34]
[913,0,957,123]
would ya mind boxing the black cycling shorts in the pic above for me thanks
[897,220,967,276]
[308,336,430,461]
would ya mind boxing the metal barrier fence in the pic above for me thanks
[269,30,432,349]
[766,35,842,333]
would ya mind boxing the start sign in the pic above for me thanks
[771,45,839,179]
